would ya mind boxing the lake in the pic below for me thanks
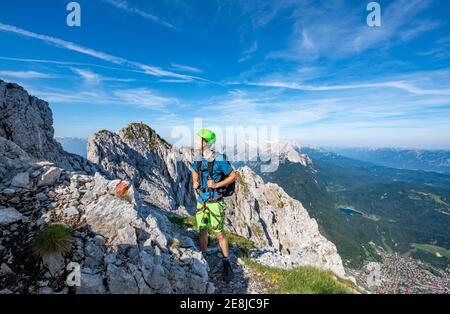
[339,207,363,217]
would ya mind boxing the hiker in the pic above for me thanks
[192,129,236,283]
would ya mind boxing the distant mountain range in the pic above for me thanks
[55,137,88,158]
[326,147,450,175]
[241,144,450,270]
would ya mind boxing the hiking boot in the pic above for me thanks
[222,259,234,283]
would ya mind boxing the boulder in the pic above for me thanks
[38,167,62,187]
[0,207,23,225]
[10,172,30,188]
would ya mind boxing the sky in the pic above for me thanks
[0,0,449,149]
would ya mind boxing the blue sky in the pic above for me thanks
[0,0,449,149]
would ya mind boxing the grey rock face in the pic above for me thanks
[42,254,65,277]
[0,137,33,187]
[11,172,30,188]
[106,264,139,294]
[0,80,96,172]
[38,167,62,187]
[87,124,195,212]
[225,167,346,277]
[77,272,106,294]
[0,207,23,225]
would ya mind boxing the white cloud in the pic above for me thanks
[170,63,203,74]
[28,85,177,110]
[301,29,314,50]
[70,67,135,83]
[245,80,450,96]
[353,0,437,53]
[0,70,56,79]
[270,0,438,61]
[114,88,178,109]
[238,41,258,63]
[101,0,177,30]
[71,68,102,83]
[0,22,204,82]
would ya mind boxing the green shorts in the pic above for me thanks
[196,200,225,233]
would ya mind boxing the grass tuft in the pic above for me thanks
[243,258,356,294]
[32,224,74,257]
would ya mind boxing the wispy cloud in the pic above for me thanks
[101,0,177,30]
[353,0,438,52]
[113,88,178,109]
[170,63,203,74]
[245,80,450,96]
[70,67,135,83]
[0,22,205,82]
[238,41,258,63]
[0,70,56,79]
[71,68,102,84]
[29,85,177,110]
[270,0,438,61]
[236,0,297,28]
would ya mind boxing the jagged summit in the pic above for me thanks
[120,122,172,150]
[88,122,195,213]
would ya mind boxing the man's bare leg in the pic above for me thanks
[199,229,208,252]
[217,232,229,258]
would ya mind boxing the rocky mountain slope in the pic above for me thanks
[87,123,195,214]
[225,167,345,276]
[1,80,349,294]
[0,136,211,294]
[0,81,95,173]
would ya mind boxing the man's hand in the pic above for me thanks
[207,179,217,189]
[193,180,200,190]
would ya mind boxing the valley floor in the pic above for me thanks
[348,248,449,294]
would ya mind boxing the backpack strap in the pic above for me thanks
[207,159,215,179]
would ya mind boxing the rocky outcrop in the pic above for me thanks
[0,80,95,173]
[87,124,195,213]
[225,167,346,277]
[0,136,210,294]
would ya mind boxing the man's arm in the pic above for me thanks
[192,170,200,190]
[208,170,236,189]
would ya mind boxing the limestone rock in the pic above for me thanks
[38,167,62,187]
[87,123,195,212]
[0,80,96,172]
[0,207,23,225]
[10,172,30,188]
[225,167,346,277]
[76,272,106,294]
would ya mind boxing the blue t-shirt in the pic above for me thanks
[193,153,233,202]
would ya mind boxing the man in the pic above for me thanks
[192,129,236,283]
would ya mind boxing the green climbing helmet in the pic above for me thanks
[197,129,216,144]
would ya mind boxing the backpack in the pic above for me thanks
[196,155,235,198]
